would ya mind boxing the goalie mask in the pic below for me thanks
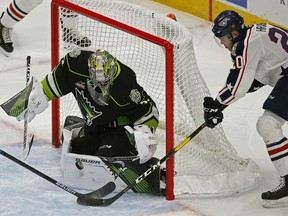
[87,49,118,105]
[88,49,118,88]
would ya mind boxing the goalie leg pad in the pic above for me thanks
[60,118,84,170]
[146,157,162,196]
[107,157,161,196]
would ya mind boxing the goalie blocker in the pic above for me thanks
[60,116,163,196]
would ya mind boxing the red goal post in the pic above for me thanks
[51,0,261,201]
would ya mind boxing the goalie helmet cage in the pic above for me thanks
[51,0,261,200]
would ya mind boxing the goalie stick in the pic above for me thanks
[22,56,34,160]
[77,122,208,206]
[0,149,116,204]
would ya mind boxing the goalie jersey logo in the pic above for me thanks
[129,89,141,104]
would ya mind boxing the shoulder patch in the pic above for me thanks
[129,89,141,104]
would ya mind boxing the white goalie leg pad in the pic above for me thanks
[125,125,158,164]
[61,153,129,191]
[257,110,288,176]
[60,127,81,170]
[60,127,129,191]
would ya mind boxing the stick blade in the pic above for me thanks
[88,182,116,198]
[77,196,114,207]
[76,182,118,207]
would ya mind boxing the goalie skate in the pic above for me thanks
[262,174,288,208]
[0,12,14,56]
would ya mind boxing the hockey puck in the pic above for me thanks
[75,160,84,170]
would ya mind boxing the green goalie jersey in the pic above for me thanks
[41,50,159,131]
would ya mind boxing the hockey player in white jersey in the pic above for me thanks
[203,10,288,208]
[0,0,91,56]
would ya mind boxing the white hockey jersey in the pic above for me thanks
[216,23,288,105]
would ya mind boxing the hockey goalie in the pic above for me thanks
[1,49,164,196]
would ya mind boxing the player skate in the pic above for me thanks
[0,12,14,56]
[262,174,288,208]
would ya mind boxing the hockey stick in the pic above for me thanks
[0,149,116,204]
[77,122,207,206]
[22,56,34,160]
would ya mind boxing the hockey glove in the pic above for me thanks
[203,97,224,128]
[17,78,49,122]
[124,125,158,164]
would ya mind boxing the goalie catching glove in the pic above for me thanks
[124,125,158,164]
[17,78,49,122]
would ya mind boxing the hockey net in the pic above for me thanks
[51,0,261,199]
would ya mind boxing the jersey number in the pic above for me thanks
[269,28,288,53]
[235,56,244,69]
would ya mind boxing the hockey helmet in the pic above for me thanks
[88,49,118,88]
[212,10,244,38]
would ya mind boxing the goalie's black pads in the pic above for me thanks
[105,157,161,196]
[63,115,84,130]
[146,157,162,196]
[61,115,84,143]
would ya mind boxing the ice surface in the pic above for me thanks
[0,0,287,215]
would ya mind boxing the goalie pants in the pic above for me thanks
[71,125,138,157]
